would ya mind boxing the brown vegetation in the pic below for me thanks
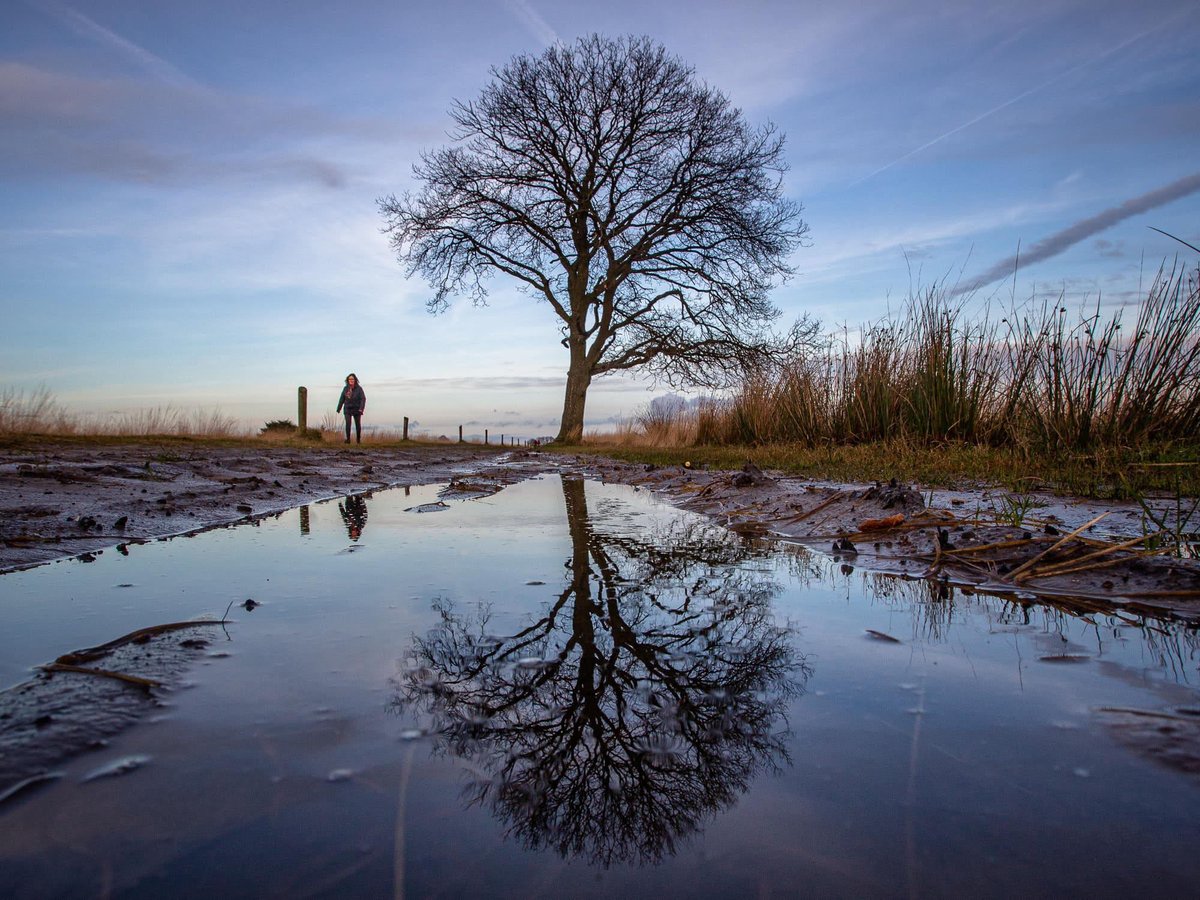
[674,261,1199,453]
[600,260,1199,498]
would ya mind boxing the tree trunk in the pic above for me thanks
[556,345,592,443]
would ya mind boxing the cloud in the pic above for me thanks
[500,0,560,47]
[954,171,1200,295]
[24,0,209,93]
[0,60,412,189]
[0,133,348,188]
[368,374,650,393]
[848,7,1189,187]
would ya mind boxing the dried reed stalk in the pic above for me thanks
[1006,512,1110,580]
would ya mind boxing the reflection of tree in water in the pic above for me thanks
[392,477,809,867]
[339,493,369,541]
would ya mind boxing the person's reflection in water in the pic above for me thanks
[339,493,369,541]
[393,476,810,867]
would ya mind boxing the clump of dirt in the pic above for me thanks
[1099,706,1200,779]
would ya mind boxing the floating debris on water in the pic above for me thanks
[0,772,63,806]
[865,629,902,643]
[515,657,556,670]
[83,754,151,782]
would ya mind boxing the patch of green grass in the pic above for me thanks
[991,492,1046,527]
[549,438,1199,500]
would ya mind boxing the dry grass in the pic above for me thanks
[595,260,1200,498]
[616,261,1199,457]
[0,391,515,452]
[0,388,244,438]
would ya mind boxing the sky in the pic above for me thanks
[2,0,1198,439]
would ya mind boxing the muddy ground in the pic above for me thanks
[1,439,1198,617]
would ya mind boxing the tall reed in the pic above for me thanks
[0,391,242,438]
[0,386,76,434]
[630,259,1200,457]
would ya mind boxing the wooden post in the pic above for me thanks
[458,425,463,443]
[297,386,307,433]
[403,416,409,441]
[485,429,489,445]
[500,433,504,446]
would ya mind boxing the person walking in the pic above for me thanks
[336,373,366,444]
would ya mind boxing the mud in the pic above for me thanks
[575,457,1200,622]
[2,440,1198,618]
[0,621,227,800]
[2,440,1198,619]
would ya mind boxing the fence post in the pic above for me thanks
[403,416,409,441]
[297,386,307,433]
[485,429,489,445]
[458,425,463,443]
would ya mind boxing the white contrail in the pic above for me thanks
[500,0,560,47]
[25,0,208,92]
[849,14,1182,188]
[952,171,1200,295]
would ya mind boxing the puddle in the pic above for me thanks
[1,476,1198,897]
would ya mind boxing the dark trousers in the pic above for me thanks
[344,412,362,442]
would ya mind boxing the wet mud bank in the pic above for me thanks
[576,456,1200,621]
[2,440,1198,616]
[2,449,1199,895]
[0,619,229,802]
[1,440,1196,786]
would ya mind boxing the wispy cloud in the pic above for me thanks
[954,171,1200,295]
[369,375,650,393]
[849,11,1184,188]
[500,0,559,47]
[24,0,210,93]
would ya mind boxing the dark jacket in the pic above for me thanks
[337,383,366,415]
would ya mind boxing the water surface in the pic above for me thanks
[1,475,1198,898]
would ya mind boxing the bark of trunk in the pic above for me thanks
[555,346,592,444]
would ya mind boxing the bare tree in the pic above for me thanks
[379,34,811,443]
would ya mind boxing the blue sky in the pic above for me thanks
[2,0,1198,437]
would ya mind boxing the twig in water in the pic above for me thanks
[55,619,229,666]
[40,662,162,689]
[1017,531,1163,580]
[1007,512,1110,580]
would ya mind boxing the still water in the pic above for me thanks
[1,475,1198,898]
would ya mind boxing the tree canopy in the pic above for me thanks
[380,34,810,442]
